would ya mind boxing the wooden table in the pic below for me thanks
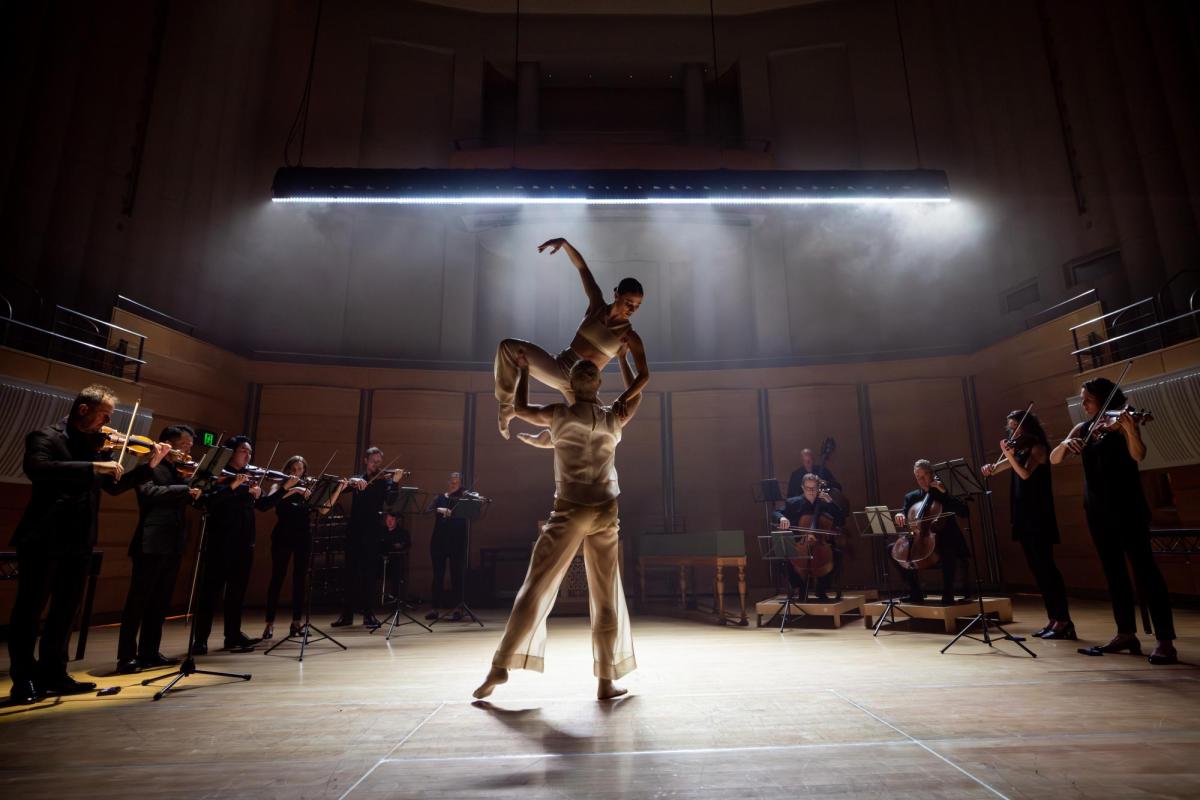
[638,555,748,626]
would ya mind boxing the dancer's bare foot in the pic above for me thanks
[497,404,515,440]
[473,666,508,699]
[597,679,627,700]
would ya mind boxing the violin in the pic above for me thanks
[1090,406,1154,436]
[97,425,158,456]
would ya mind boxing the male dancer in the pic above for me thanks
[474,356,642,701]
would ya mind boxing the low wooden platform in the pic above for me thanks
[755,590,880,628]
[863,596,1014,633]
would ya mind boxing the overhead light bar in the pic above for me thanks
[270,167,950,206]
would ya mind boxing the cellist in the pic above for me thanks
[893,459,970,605]
[773,473,845,601]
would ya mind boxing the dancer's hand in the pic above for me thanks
[538,238,566,255]
[612,398,629,419]
[515,351,529,369]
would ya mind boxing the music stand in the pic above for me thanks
[264,476,351,660]
[142,447,253,700]
[376,487,433,639]
[431,495,487,628]
[751,479,787,596]
[852,506,916,635]
[932,458,1035,658]
[756,530,814,631]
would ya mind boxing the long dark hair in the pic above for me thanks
[1082,377,1127,410]
[1007,409,1049,448]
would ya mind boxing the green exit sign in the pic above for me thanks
[197,430,218,448]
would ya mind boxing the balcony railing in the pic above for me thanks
[1070,295,1200,373]
[0,303,147,382]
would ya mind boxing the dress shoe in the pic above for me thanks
[116,659,143,675]
[1148,648,1179,665]
[289,621,305,638]
[1078,636,1141,657]
[138,653,180,668]
[1041,622,1077,641]
[41,674,98,695]
[224,633,261,651]
[8,679,42,704]
[363,613,381,629]
[1030,625,1052,638]
[331,615,354,627]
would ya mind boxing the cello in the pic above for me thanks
[787,484,838,580]
[891,478,948,571]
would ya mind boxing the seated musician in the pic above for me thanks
[893,459,970,605]
[786,448,843,499]
[772,473,845,601]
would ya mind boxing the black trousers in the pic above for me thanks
[265,534,310,623]
[430,530,468,608]
[901,555,964,603]
[117,551,182,661]
[341,534,378,617]
[194,536,254,645]
[1087,512,1175,640]
[1018,537,1070,622]
[7,551,89,683]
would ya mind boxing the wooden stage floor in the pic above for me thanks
[1,596,1198,799]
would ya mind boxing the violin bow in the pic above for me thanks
[989,400,1034,471]
[1082,360,1133,446]
[365,456,401,487]
[117,400,140,466]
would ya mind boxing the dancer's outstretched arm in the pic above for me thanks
[614,331,649,415]
[538,238,604,312]
[513,360,556,427]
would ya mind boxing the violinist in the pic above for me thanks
[981,411,1073,639]
[1050,377,1177,665]
[773,473,845,601]
[193,436,270,654]
[117,425,204,674]
[786,448,843,499]
[332,447,405,629]
[426,472,469,621]
[259,456,348,640]
[8,384,170,704]
[894,460,970,605]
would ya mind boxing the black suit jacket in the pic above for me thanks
[12,420,153,557]
[130,462,193,556]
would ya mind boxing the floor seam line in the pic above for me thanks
[338,701,445,800]
[826,688,1011,800]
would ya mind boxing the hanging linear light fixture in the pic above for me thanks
[270,167,950,205]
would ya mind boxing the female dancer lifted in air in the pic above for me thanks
[495,238,649,438]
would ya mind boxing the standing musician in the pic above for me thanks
[893,459,971,605]
[786,447,843,499]
[259,456,348,640]
[773,473,846,601]
[982,410,1073,639]
[426,471,469,621]
[8,384,169,704]
[333,447,405,629]
[193,435,268,654]
[116,425,203,674]
[495,237,648,439]
[1050,377,1177,665]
